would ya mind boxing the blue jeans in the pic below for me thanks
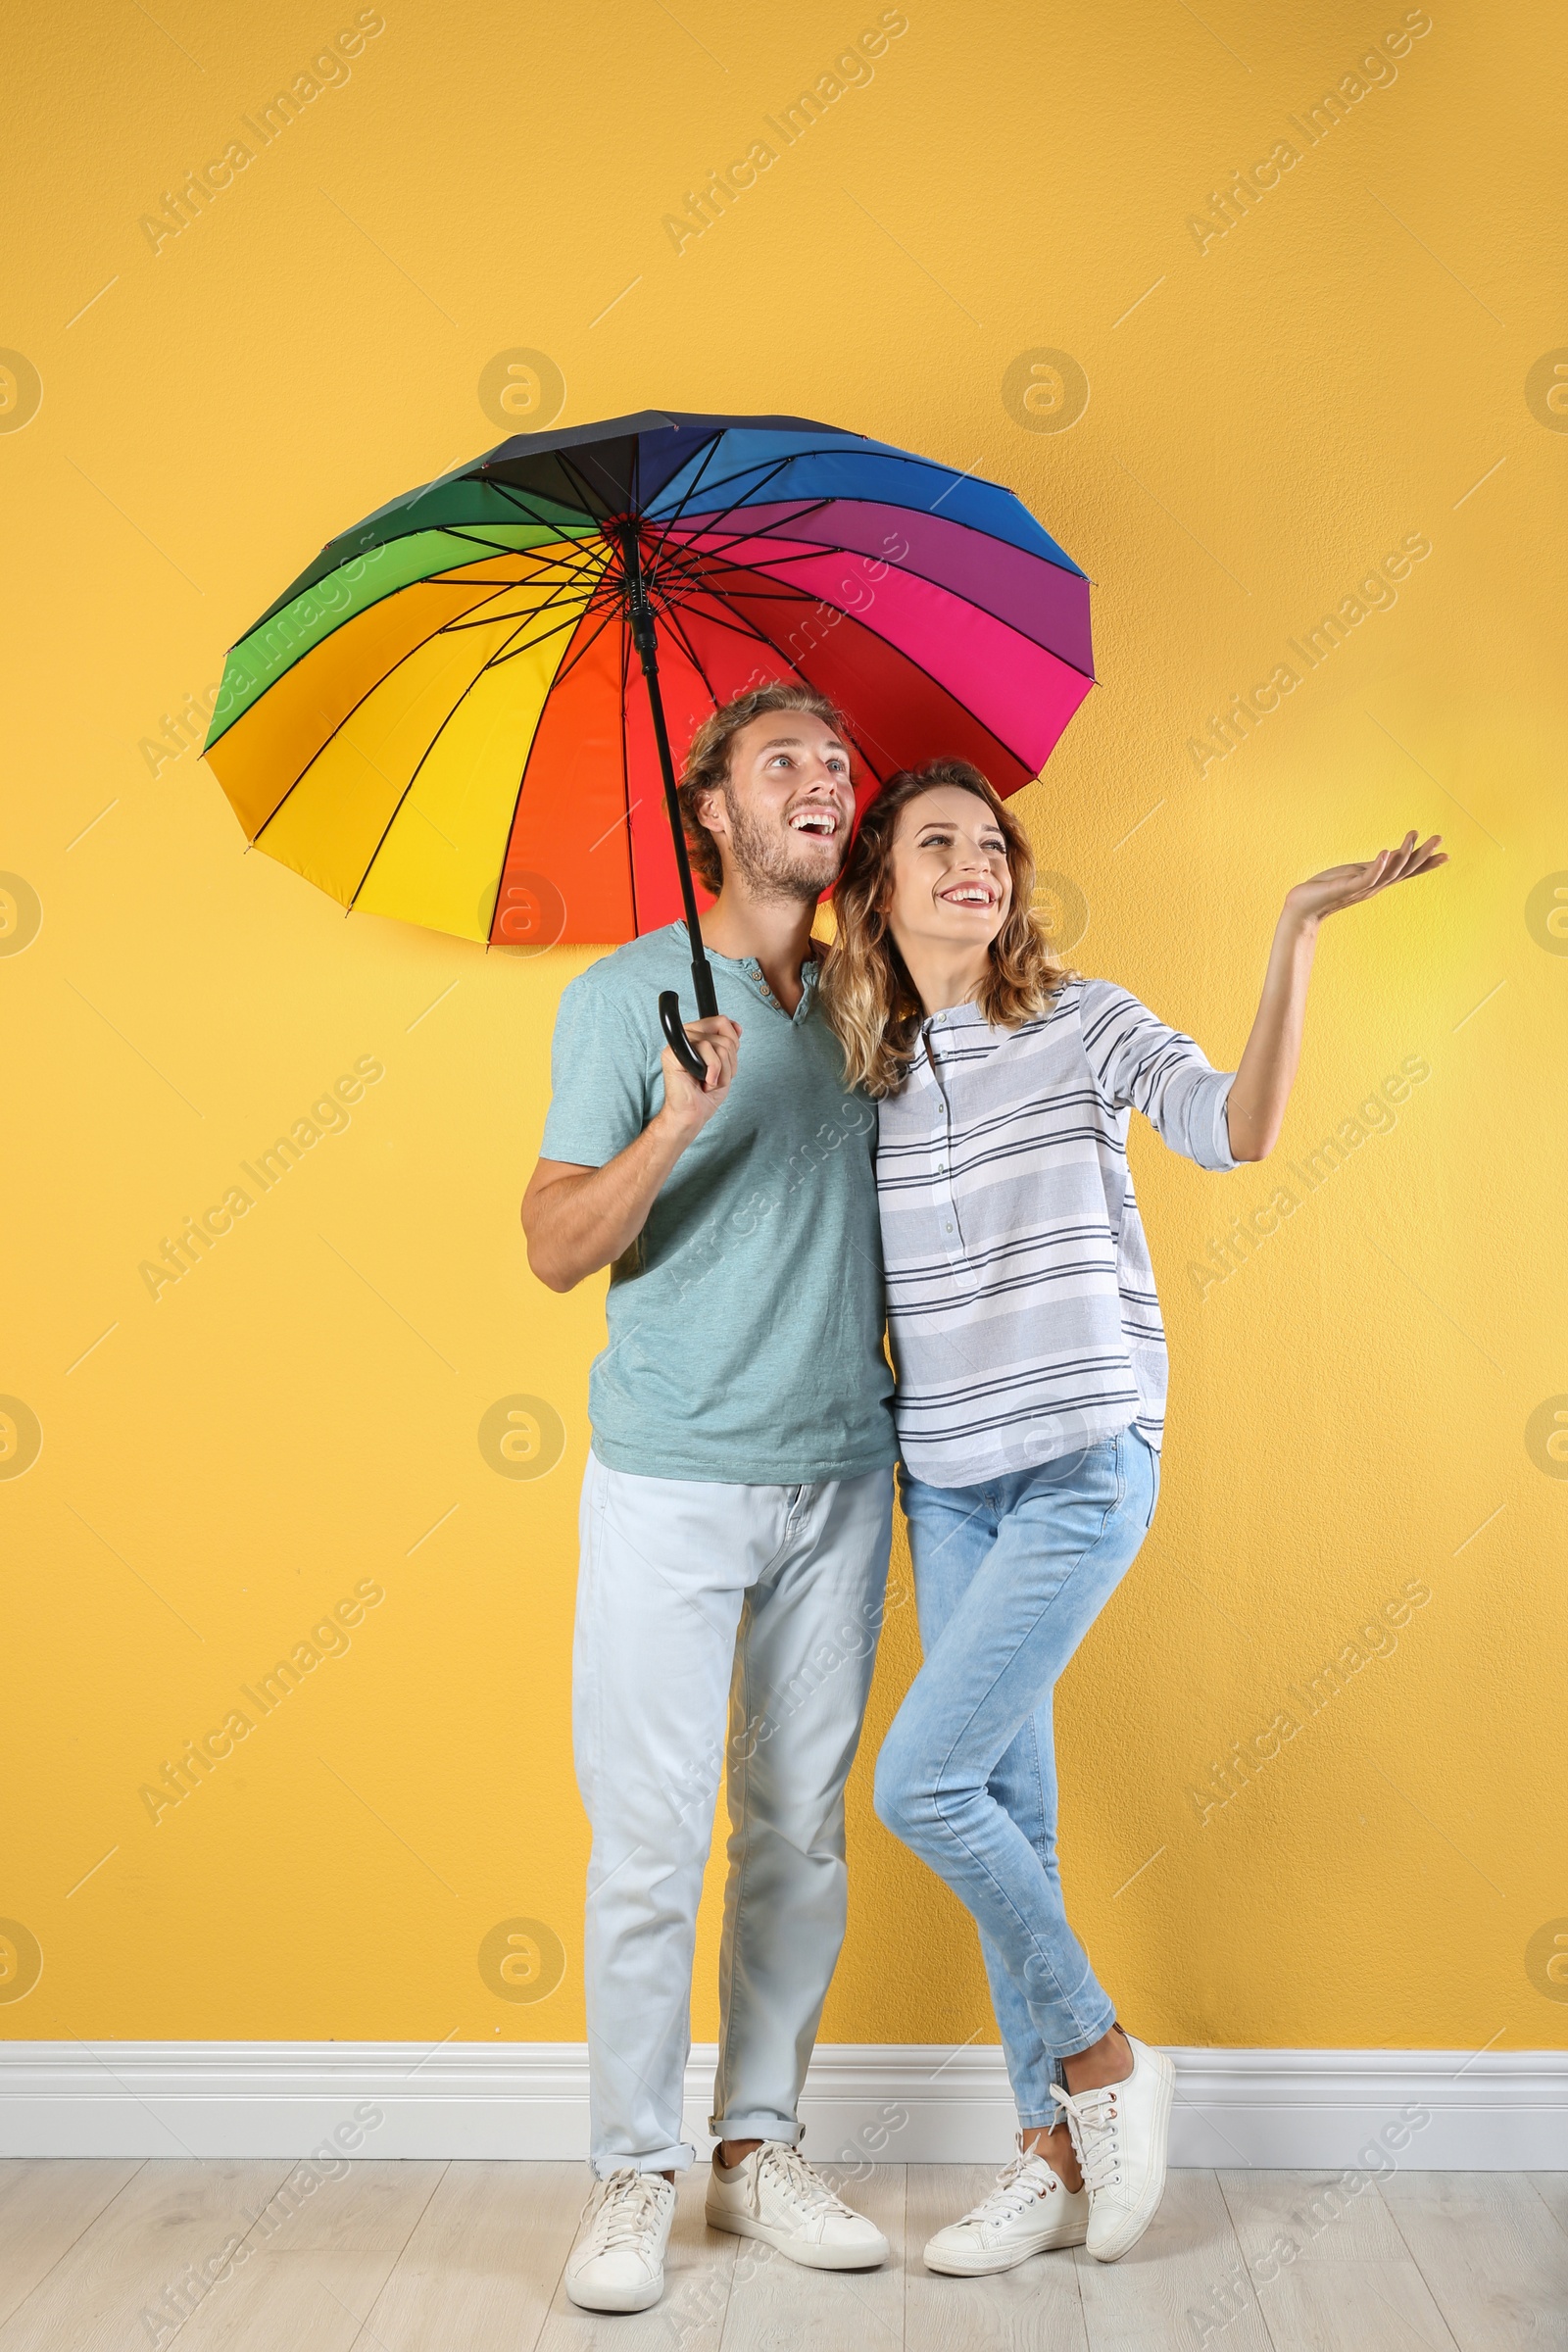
[873,1426,1159,2129]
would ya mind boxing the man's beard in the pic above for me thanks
[720,790,842,903]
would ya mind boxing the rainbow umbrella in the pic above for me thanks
[204,411,1093,1076]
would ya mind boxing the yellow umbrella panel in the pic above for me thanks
[206,536,605,943]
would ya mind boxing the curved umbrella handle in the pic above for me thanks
[659,990,712,1087]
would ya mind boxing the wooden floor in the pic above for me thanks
[0,2157,1564,2350]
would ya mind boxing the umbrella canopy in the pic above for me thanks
[203,411,1094,963]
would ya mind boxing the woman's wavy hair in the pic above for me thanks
[820,759,1073,1098]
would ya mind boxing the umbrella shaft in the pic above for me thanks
[624,534,716,1020]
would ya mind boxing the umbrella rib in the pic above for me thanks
[800,602,1089,758]
[667,588,1039,780]
[656,495,836,564]
[449,539,616,663]
[539,599,625,692]
[480,475,610,550]
[641,513,857,609]
[649,441,1085,574]
[251,570,558,845]
[655,591,887,788]
[435,556,612,629]
[434,521,592,560]
[655,519,1094,673]
[639,429,728,534]
[479,598,622,943]
[343,582,594,912]
[344,723,458,912]
[452,523,610,596]
[640,463,793,607]
[316,504,606,596]
[647,440,961,515]
[435,524,609,587]
[618,616,641,938]
[480,600,620,667]
[642,454,799,592]
[554,443,637,521]
[663,595,893,787]
[654,525,839,589]
[644,528,839,596]
[668,484,1087,587]
[436,517,1095,689]
[653,600,742,715]
[442,559,612,647]
[646,448,808,527]
[231,525,607,709]
[662,552,1096,696]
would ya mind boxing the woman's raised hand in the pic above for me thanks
[1284,830,1447,926]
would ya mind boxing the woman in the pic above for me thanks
[820,759,1444,2276]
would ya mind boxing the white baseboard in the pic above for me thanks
[0,2041,1562,2169]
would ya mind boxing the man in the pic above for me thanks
[521,682,898,2314]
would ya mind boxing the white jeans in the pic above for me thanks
[572,1451,895,2176]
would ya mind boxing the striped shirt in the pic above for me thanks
[876,977,1240,1487]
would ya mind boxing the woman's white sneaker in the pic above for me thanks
[565,2168,676,2312]
[922,2137,1089,2274]
[1051,2034,1175,2263]
[706,2142,889,2269]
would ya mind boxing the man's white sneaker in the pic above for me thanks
[706,2142,889,2270]
[1051,2034,1175,2263]
[564,2168,676,2312]
[922,2136,1089,2275]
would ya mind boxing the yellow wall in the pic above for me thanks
[3,0,1564,2055]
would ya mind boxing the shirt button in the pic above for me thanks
[945,1221,954,1233]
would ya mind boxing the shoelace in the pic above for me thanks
[587,2167,670,2252]
[959,2147,1058,2227]
[1050,2081,1124,2195]
[754,2142,856,2223]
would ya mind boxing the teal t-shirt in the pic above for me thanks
[540,925,897,1483]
